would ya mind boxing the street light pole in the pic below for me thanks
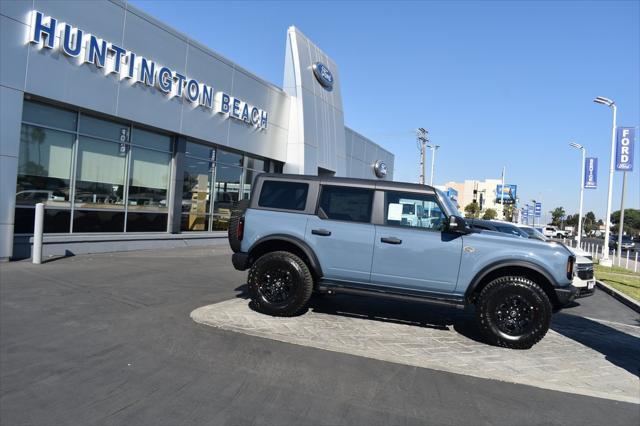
[594,96,617,267]
[569,142,585,248]
[427,144,440,186]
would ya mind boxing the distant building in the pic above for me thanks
[441,179,518,213]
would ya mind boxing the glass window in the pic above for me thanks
[216,149,243,167]
[22,100,77,131]
[79,114,128,142]
[258,181,308,211]
[127,147,171,212]
[182,157,213,231]
[384,191,446,231]
[74,136,127,209]
[126,212,167,232]
[16,125,73,207]
[14,207,71,233]
[318,186,373,223]
[185,142,215,160]
[73,210,125,233]
[245,156,267,172]
[131,128,172,152]
[213,163,242,230]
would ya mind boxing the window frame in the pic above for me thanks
[257,180,310,212]
[381,190,448,233]
[315,184,375,224]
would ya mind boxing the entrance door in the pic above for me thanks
[305,185,375,283]
[371,190,463,293]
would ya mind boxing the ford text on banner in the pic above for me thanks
[615,127,635,171]
[584,157,598,189]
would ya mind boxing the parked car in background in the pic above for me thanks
[468,219,530,238]
[610,235,636,251]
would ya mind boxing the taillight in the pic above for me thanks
[566,256,575,280]
[237,217,245,241]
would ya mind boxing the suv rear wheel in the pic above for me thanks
[476,276,552,349]
[248,251,313,316]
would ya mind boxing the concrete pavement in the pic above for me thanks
[1,245,639,425]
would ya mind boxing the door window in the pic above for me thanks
[318,185,373,223]
[385,191,446,231]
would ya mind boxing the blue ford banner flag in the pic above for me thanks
[534,202,542,218]
[584,157,598,189]
[615,127,635,171]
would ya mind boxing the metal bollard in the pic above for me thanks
[626,250,630,270]
[32,203,44,264]
[635,252,638,273]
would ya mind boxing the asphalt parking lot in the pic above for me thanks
[1,244,639,425]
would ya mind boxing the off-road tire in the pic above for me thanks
[228,199,249,253]
[248,251,313,316]
[476,275,552,349]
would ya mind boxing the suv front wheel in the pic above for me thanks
[476,276,552,349]
[248,251,313,317]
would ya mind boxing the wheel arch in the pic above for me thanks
[465,261,561,307]
[247,235,323,279]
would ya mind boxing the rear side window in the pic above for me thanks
[258,180,308,211]
[318,185,373,223]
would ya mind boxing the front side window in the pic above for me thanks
[385,191,446,231]
[318,185,373,223]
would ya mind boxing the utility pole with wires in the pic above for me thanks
[416,128,428,185]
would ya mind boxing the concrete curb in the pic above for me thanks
[596,280,640,313]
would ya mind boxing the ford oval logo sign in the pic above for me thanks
[312,62,334,90]
[373,160,388,179]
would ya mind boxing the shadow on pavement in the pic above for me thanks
[551,314,640,378]
[232,284,640,365]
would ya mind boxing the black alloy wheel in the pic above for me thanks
[248,251,313,317]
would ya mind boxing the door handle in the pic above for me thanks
[312,229,332,236]
[381,237,402,245]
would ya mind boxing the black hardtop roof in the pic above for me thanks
[256,173,437,193]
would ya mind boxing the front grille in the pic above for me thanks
[576,267,594,280]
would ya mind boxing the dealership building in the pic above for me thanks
[0,1,394,260]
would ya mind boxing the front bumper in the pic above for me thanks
[555,285,578,306]
[232,252,249,271]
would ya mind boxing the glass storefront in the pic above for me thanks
[16,100,172,233]
[14,99,276,234]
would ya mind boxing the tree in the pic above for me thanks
[584,211,597,234]
[464,202,480,219]
[565,214,578,227]
[550,207,566,227]
[482,208,497,220]
[611,209,640,235]
[503,205,514,222]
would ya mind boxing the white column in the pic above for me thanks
[600,104,617,266]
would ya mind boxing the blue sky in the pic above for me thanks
[131,0,639,220]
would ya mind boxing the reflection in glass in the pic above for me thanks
[80,114,128,142]
[127,148,170,212]
[74,137,127,209]
[185,142,215,160]
[213,164,242,230]
[182,157,212,231]
[14,207,71,233]
[132,128,172,152]
[127,212,167,232]
[16,125,73,207]
[216,149,243,167]
[73,210,125,232]
[22,101,77,131]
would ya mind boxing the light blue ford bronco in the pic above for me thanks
[229,174,577,349]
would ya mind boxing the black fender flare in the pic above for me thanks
[247,234,324,277]
[464,260,560,304]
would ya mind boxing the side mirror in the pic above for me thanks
[447,215,470,234]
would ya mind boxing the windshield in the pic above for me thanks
[436,189,461,217]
